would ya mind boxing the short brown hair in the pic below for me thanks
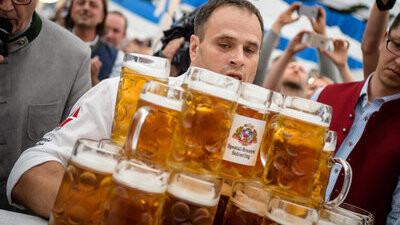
[65,0,108,36]
[194,0,264,41]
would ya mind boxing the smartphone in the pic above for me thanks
[0,17,13,57]
[301,33,333,51]
[298,5,319,20]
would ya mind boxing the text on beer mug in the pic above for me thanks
[220,83,271,180]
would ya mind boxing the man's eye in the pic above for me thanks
[244,48,256,54]
[219,43,230,49]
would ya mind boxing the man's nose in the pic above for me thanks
[395,56,400,66]
[0,0,14,12]
[230,47,245,67]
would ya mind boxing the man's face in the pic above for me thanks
[375,26,400,93]
[70,0,104,30]
[103,13,126,48]
[0,0,37,35]
[280,62,308,88]
[189,5,262,83]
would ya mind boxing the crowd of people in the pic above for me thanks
[0,0,399,224]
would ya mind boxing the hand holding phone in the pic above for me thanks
[298,5,320,21]
[301,32,332,51]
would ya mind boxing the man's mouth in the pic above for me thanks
[387,68,400,77]
[225,73,243,81]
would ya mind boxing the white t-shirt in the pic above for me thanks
[6,75,185,207]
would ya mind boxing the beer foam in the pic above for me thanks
[280,108,329,127]
[113,168,168,194]
[323,142,336,152]
[266,209,315,225]
[140,92,182,112]
[189,81,239,102]
[167,181,219,207]
[231,191,267,217]
[239,83,270,109]
[123,57,169,80]
[71,151,118,174]
[238,98,266,112]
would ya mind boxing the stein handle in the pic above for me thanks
[124,106,153,156]
[324,157,352,207]
[260,122,277,167]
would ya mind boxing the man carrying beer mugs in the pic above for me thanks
[7,0,264,218]
[310,13,400,225]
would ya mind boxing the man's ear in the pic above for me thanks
[189,34,200,62]
[379,31,389,51]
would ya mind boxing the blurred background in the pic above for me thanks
[36,0,400,81]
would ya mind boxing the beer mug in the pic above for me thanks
[263,196,318,225]
[49,138,119,225]
[111,53,170,146]
[220,83,271,180]
[310,131,352,208]
[213,179,234,225]
[167,67,241,176]
[262,96,332,204]
[161,170,223,225]
[222,182,271,225]
[253,91,284,179]
[102,159,170,225]
[318,203,374,225]
[124,81,184,167]
[98,139,123,154]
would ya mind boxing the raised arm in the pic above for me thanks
[362,0,393,78]
[263,30,310,90]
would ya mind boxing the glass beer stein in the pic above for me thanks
[318,203,374,225]
[111,53,170,146]
[49,139,119,225]
[310,131,352,208]
[167,67,241,176]
[124,81,184,167]
[161,170,223,225]
[220,83,271,180]
[222,181,271,225]
[262,96,332,204]
[102,159,170,225]
[253,91,284,179]
[262,196,318,225]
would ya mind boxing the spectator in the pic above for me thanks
[0,0,91,210]
[103,11,127,50]
[65,0,124,85]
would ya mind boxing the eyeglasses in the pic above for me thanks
[386,38,400,57]
[11,0,32,5]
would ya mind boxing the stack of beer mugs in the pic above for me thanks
[49,53,374,225]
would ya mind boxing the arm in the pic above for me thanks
[308,6,342,83]
[90,56,102,86]
[12,162,64,218]
[320,39,354,82]
[254,2,301,86]
[362,0,391,79]
[386,175,400,225]
[7,78,118,218]
[263,30,310,89]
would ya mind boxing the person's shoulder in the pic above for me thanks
[40,17,90,55]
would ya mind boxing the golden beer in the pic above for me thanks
[263,197,318,225]
[168,67,240,175]
[124,82,183,167]
[252,91,284,179]
[262,97,332,203]
[49,139,119,225]
[161,171,222,225]
[111,54,170,146]
[102,159,169,225]
[220,83,270,180]
[222,182,269,225]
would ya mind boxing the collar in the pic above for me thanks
[360,73,400,107]
[7,12,42,54]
